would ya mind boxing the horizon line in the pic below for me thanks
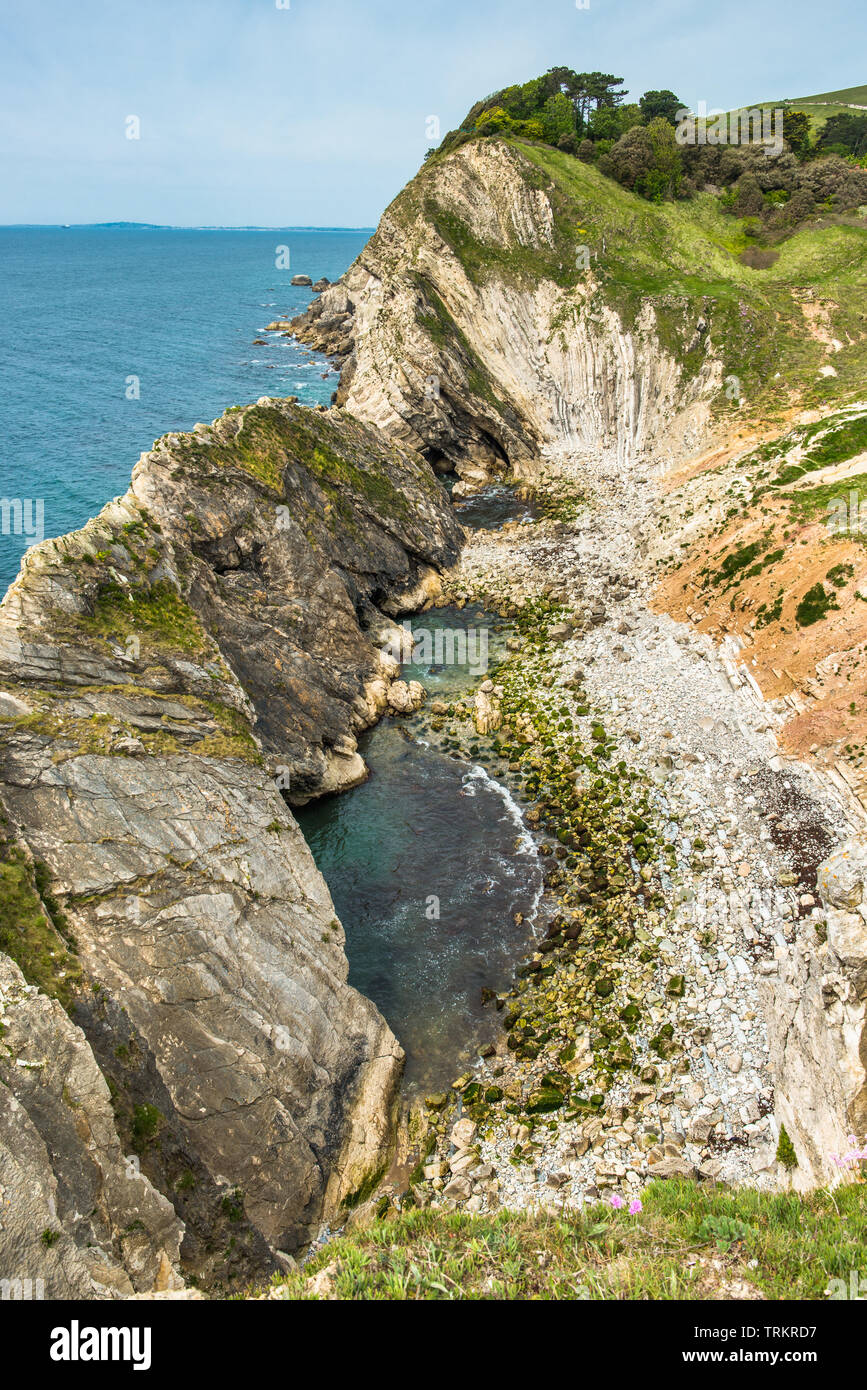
[0,222,377,232]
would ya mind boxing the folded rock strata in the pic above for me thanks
[291,139,723,488]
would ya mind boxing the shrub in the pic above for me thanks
[776,1125,798,1170]
[475,106,514,137]
[795,583,839,627]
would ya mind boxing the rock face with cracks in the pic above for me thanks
[763,838,867,1188]
[291,138,724,489]
[0,397,462,1287]
[0,950,184,1298]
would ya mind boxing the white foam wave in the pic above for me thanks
[461,763,545,923]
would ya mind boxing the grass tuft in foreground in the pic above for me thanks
[254,1179,867,1301]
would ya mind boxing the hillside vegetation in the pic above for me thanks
[436,69,867,208]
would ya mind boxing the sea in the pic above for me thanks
[0,225,370,596]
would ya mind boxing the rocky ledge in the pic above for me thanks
[0,396,462,1291]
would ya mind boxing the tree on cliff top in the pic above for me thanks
[639,89,683,125]
[462,68,626,140]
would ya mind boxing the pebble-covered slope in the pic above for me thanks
[385,441,867,1220]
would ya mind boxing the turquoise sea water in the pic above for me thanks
[298,606,544,1092]
[297,721,543,1093]
[0,226,370,595]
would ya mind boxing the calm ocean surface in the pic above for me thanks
[0,226,370,595]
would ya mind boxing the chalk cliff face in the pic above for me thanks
[0,398,462,1287]
[291,139,723,488]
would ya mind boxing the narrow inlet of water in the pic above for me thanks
[452,483,541,531]
[296,607,542,1094]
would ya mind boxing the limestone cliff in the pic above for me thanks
[0,397,462,1288]
[291,138,728,488]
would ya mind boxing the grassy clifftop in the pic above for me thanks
[256,1178,867,1301]
[414,135,867,421]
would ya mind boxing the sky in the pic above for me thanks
[1,0,864,227]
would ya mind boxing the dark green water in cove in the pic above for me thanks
[452,483,541,531]
[296,606,543,1094]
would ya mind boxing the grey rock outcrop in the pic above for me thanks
[0,396,462,1287]
[0,398,462,802]
[762,838,867,1187]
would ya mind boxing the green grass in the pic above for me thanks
[790,84,867,107]
[787,469,867,523]
[0,833,81,1012]
[170,403,436,525]
[82,577,209,655]
[802,412,867,469]
[254,1179,867,1301]
[6,689,261,767]
[749,86,867,137]
[171,407,289,491]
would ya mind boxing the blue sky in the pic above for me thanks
[1,0,864,226]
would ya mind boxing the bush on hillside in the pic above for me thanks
[598,118,682,201]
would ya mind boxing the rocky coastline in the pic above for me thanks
[3,130,866,1301]
[0,396,462,1292]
